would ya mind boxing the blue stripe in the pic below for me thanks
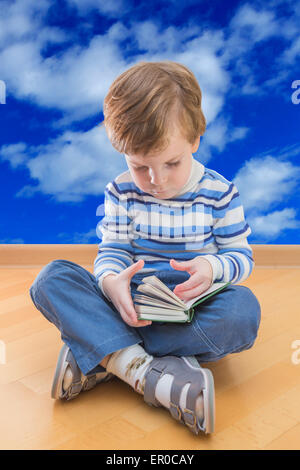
[134,223,207,237]
[218,246,254,262]
[215,224,250,239]
[98,242,134,251]
[95,268,120,280]
[96,259,125,270]
[109,182,241,212]
[101,215,131,225]
[95,255,132,268]
[136,252,196,261]
[214,221,248,236]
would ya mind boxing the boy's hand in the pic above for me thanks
[101,260,152,328]
[170,257,213,302]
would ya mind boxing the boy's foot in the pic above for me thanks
[106,344,215,435]
[143,355,215,434]
[51,343,114,400]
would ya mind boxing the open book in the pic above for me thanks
[133,275,231,323]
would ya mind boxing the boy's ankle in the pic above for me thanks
[100,353,113,369]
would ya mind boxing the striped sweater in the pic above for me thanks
[94,158,253,296]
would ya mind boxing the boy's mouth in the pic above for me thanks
[151,188,165,193]
[152,190,165,195]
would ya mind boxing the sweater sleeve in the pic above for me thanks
[200,182,254,284]
[94,181,135,297]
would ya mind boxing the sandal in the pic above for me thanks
[143,355,215,434]
[51,343,114,400]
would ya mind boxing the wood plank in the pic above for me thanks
[1,244,300,266]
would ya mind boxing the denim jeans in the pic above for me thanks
[29,259,261,376]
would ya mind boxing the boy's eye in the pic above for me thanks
[135,166,147,171]
[134,161,180,171]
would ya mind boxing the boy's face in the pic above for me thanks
[125,124,200,199]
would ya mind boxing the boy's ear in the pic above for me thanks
[192,135,201,153]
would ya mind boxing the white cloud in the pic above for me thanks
[230,5,280,42]
[249,208,300,239]
[233,153,300,239]
[0,16,230,127]
[234,155,300,212]
[0,0,50,48]
[1,126,128,202]
[0,31,129,120]
[282,36,300,64]
[225,3,300,95]
[0,143,28,168]
[196,118,249,162]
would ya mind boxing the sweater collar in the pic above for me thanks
[171,157,205,197]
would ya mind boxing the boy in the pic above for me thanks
[29,61,261,435]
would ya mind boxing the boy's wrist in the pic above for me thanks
[196,255,223,282]
[98,272,118,300]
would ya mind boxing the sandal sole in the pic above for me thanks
[183,357,215,434]
[51,343,70,399]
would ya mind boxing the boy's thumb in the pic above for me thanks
[127,259,144,277]
[170,259,189,270]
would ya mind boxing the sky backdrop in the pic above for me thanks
[0,0,300,245]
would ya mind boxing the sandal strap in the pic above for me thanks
[144,356,205,434]
[143,363,162,407]
[185,380,205,433]
[83,374,97,391]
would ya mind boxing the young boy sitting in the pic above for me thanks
[29,61,261,435]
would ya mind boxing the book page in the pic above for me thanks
[133,294,183,310]
[138,313,187,323]
[141,275,186,308]
[136,283,185,308]
[184,282,229,309]
[135,304,186,317]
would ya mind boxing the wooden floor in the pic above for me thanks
[1,264,300,450]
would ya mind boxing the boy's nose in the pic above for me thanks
[149,169,167,186]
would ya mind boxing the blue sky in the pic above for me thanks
[0,0,299,245]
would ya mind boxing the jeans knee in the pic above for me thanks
[223,286,261,351]
[29,259,70,300]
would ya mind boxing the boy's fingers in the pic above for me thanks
[174,273,202,292]
[119,296,150,326]
[122,308,151,327]
[122,260,144,279]
[170,259,191,271]
[176,284,207,302]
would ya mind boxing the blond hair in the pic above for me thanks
[102,61,206,156]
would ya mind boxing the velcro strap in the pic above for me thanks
[183,408,198,434]
[169,402,182,421]
[143,366,162,407]
[83,374,97,391]
[67,381,83,400]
